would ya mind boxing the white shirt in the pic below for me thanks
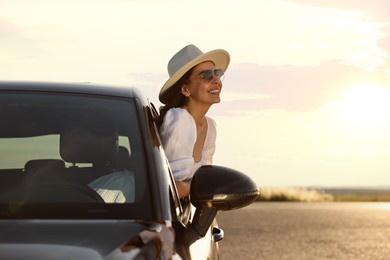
[159,107,216,181]
[88,171,135,203]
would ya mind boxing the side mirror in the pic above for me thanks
[183,165,259,246]
[190,165,259,211]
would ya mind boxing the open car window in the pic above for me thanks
[0,91,152,219]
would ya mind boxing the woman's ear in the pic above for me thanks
[181,85,191,97]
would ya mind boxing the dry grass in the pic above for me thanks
[257,187,390,202]
[332,193,390,202]
[257,187,334,202]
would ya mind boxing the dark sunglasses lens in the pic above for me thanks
[200,70,214,82]
[199,69,224,83]
[215,69,224,77]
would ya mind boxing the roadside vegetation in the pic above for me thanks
[257,187,334,202]
[331,192,390,202]
[257,187,390,202]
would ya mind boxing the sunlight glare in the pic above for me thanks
[328,84,390,134]
[371,203,390,211]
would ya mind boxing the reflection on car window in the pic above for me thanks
[0,92,147,208]
[0,135,61,169]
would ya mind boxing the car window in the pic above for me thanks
[0,91,151,219]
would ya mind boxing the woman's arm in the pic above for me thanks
[175,180,191,198]
[160,108,197,182]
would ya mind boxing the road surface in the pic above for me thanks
[217,202,390,260]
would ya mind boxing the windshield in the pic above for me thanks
[0,91,151,219]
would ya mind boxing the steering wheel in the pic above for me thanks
[23,181,105,203]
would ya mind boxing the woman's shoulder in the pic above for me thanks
[166,107,190,117]
[160,107,196,131]
[163,107,194,128]
[159,107,197,153]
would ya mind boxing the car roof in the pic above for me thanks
[0,81,145,99]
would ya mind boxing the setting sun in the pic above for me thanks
[326,84,390,135]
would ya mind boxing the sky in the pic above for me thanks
[1,0,390,187]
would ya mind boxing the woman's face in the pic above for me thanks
[181,61,223,106]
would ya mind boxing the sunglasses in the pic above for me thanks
[188,69,225,83]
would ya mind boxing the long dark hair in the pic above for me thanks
[156,68,194,128]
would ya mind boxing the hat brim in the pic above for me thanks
[159,49,230,104]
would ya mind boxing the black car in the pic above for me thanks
[0,81,259,259]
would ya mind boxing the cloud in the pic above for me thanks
[0,17,19,37]
[0,17,44,71]
[233,0,389,75]
[288,0,390,20]
[217,61,390,113]
[378,32,390,69]
[124,59,390,116]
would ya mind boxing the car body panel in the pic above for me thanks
[0,220,177,259]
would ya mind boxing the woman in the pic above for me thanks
[157,44,230,198]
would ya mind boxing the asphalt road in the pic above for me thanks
[216,202,390,260]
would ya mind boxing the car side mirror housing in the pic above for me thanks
[183,165,259,246]
[190,165,259,211]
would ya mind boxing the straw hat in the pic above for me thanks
[159,44,230,104]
